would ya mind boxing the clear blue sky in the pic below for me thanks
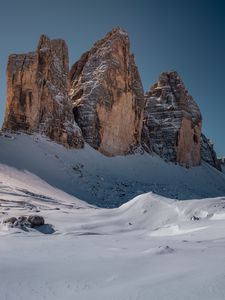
[0,0,224,155]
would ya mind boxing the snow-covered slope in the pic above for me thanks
[0,132,225,207]
[0,163,89,210]
[1,165,225,299]
[1,163,225,235]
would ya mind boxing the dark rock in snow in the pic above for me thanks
[3,216,17,226]
[28,215,45,227]
[3,215,45,230]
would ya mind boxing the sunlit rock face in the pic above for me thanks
[69,28,145,156]
[3,35,84,148]
[2,30,221,170]
[142,71,202,167]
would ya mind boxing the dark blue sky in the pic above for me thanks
[0,0,224,155]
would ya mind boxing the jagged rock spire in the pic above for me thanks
[3,35,84,148]
[2,30,221,170]
[69,28,145,156]
[142,71,202,167]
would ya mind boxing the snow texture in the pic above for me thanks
[1,163,225,299]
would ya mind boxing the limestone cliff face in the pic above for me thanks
[3,35,84,148]
[69,28,145,156]
[142,71,202,167]
[2,30,221,170]
[4,52,39,131]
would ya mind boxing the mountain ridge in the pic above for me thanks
[1,28,222,175]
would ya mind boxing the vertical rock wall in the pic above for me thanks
[69,28,145,156]
[3,35,84,148]
[142,71,202,167]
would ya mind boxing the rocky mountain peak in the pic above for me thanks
[37,34,50,48]
[70,28,145,156]
[146,71,202,124]
[142,71,202,167]
[2,34,83,148]
[92,27,129,48]
[1,30,221,170]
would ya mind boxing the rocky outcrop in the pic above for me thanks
[201,134,221,170]
[69,27,145,156]
[3,215,44,229]
[3,35,84,148]
[142,71,202,167]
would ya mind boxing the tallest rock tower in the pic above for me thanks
[69,28,145,156]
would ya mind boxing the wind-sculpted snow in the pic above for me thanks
[1,167,225,299]
[1,163,225,237]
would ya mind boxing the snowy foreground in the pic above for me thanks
[1,165,225,299]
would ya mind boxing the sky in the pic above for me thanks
[0,0,224,155]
